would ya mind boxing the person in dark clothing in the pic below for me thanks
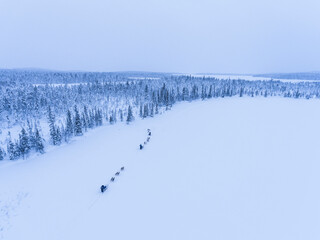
[100,185,107,193]
[121,166,124,171]
[139,144,144,150]
[111,177,115,182]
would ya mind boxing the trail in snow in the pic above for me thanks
[1,98,320,240]
[89,129,152,210]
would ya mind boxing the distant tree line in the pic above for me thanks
[254,72,320,80]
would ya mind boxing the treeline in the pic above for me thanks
[47,104,136,146]
[254,72,320,80]
[0,69,169,84]
[1,71,320,161]
[1,121,44,160]
[2,75,320,127]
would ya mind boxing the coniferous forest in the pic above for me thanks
[1,69,320,160]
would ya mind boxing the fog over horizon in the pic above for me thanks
[0,0,319,74]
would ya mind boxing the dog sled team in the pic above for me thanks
[101,129,151,193]
[100,166,125,193]
[139,129,151,150]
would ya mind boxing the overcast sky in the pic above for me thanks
[0,0,319,73]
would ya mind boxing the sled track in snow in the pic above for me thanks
[90,129,152,210]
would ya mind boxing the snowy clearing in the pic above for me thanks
[1,98,320,240]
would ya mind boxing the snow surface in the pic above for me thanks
[1,98,320,240]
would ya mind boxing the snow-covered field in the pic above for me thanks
[1,98,320,240]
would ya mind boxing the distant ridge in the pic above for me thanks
[254,72,320,80]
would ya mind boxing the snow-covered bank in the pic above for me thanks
[1,98,320,240]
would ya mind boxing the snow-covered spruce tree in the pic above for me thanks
[81,112,88,132]
[93,108,101,126]
[239,87,244,97]
[55,126,62,145]
[112,110,117,123]
[6,132,15,160]
[150,103,154,117]
[119,109,123,122]
[73,105,83,136]
[126,105,134,123]
[139,104,143,118]
[97,109,103,126]
[201,85,206,100]
[27,120,35,149]
[182,87,188,101]
[34,126,45,153]
[83,105,90,128]
[88,110,94,129]
[0,147,4,160]
[47,106,58,145]
[19,128,30,158]
[109,110,117,124]
[208,85,213,98]
[143,104,149,118]
[144,85,149,101]
[13,141,21,159]
[155,103,159,115]
[7,139,21,160]
[66,109,74,139]
[109,114,115,124]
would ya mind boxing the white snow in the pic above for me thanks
[1,98,320,240]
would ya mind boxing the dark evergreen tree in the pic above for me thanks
[48,106,58,145]
[109,112,115,124]
[19,128,30,158]
[144,85,149,101]
[34,126,45,153]
[7,139,15,160]
[150,104,154,117]
[27,121,37,150]
[13,141,21,159]
[83,105,90,127]
[97,109,103,125]
[139,104,143,118]
[74,105,83,136]
[66,109,74,138]
[0,147,4,160]
[88,110,94,128]
[143,104,149,118]
[119,109,124,122]
[55,126,62,144]
[182,87,189,101]
[126,105,134,123]
[239,87,244,97]
[208,85,213,98]
[81,114,88,132]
